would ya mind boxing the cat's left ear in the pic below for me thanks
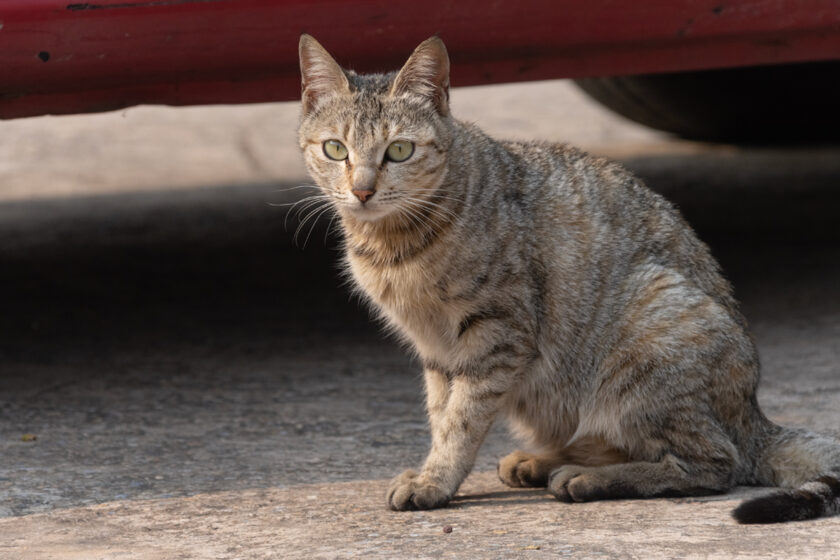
[390,36,450,116]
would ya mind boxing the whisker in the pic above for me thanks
[302,205,334,249]
[408,191,461,211]
[294,197,332,214]
[270,184,319,194]
[294,201,331,246]
[397,200,436,225]
[397,207,422,233]
[285,198,317,230]
[405,198,457,219]
[394,189,461,213]
[396,202,438,240]
[282,195,335,230]
[409,198,452,236]
[405,189,464,204]
[399,197,458,223]
[323,211,339,246]
[269,194,332,209]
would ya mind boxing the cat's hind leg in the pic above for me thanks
[546,272,756,503]
[548,455,732,502]
[547,414,738,502]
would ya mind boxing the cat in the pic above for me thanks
[296,34,840,523]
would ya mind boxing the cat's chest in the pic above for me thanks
[348,255,461,357]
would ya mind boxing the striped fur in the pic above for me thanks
[297,34,840,522]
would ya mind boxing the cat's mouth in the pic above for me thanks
[344,198,395,222]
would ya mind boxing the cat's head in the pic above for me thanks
[298,35,453,223]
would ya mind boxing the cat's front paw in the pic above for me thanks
[386,470,451,511]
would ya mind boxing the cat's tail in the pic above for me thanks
[733,427,840,524]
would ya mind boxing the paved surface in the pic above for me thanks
[0,81,839,558]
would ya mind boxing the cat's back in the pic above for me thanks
[483,137,741,322]
[498,139,672,232]
[488,139,682,262]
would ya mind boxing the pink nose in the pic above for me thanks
[352,189,375,203]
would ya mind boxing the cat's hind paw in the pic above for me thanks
[386,470,451,511]
[497,450,552,488]
[547,465,617,503]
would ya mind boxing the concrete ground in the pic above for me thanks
[0,81,838,559]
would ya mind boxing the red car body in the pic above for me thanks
[1,0,838,119]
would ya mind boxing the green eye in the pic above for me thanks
[385,141,414,162]
[323,140,348,161]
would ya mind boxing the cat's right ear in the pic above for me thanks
[299,34,353,115]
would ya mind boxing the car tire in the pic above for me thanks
[574,61,839,144]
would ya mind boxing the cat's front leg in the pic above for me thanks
[387,368,510,510]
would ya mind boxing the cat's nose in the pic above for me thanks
[351,188,375,203]
[350,165,377,203]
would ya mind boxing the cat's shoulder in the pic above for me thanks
[498,138,620,174]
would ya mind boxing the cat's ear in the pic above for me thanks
[390,36,450,116]
[299,34,353,115]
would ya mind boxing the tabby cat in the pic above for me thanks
[297,34,840,523]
